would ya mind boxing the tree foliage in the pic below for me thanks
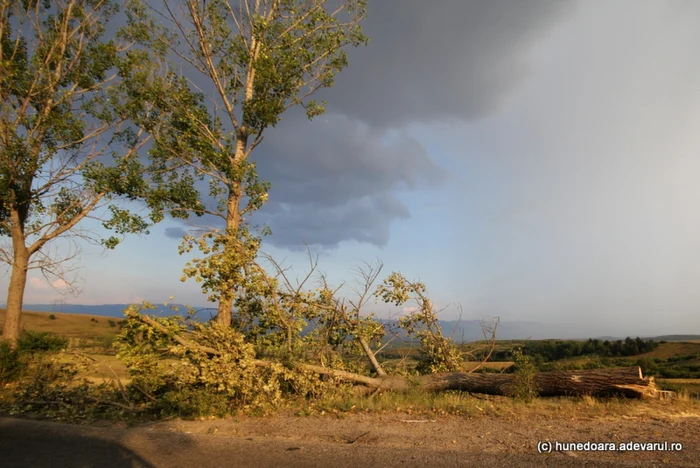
[375,272,465,374]
[487,338,661,363]
[115,303,349,416]
[122,0,368,325]
[0,0,183,345]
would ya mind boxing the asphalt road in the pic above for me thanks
[0,417,659,468]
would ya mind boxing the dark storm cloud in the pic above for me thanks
[251,113,439,248]
[158,1,574,249]
[249,0,574,248]
[322,0,576,128]
[259,193,410,249]
[257,113,445,204]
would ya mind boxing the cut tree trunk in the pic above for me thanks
[408,366,657,398]
[305,365,658,399]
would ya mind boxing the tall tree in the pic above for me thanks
[128,0,367,325]
[0,0,180,346]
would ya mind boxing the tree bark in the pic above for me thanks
[215,193,241,327]
[216,295,233,327]
[216,143,246,327]
[2,240,29,348]
[305,365,658,399]
[409,366,656,398]
[357,336,386,376]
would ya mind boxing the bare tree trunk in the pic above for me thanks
[216,147,245,327]
[357,336,386,376]
[216,296,233,327]
[2,242,29,348]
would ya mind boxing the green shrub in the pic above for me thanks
[0,341,25,384]
[115,304,347,417]
[18,331,68,353]
[658,381,685,393]
[108,319,117,328]
[159,386,233,418]
[10,354,123,421]
[636,357,658,375]
[49,314,56,320]
[510,347,538,402]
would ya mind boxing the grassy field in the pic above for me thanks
[0,309,121,352]
[636,341,700,359]
[3,308,700,397]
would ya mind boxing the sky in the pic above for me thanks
[4,0,700,338]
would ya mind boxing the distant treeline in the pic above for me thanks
[488,337,660,362]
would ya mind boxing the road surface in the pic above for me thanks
[3,416,697,467]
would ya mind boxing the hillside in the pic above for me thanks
[10,303,201,319]
[650,335,700,342]
[5,304,571,340]
[0,309,120,350]
[3,304,698,344]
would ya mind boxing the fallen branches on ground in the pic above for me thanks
[132,313,659,399]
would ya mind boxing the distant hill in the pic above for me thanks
[647,335,700,342]
[435,320,555,342]
[15,303,218,320]
[12,304,554,341]
[593,335,700,342]
[7,304,696,342]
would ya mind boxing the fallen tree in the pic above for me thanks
[134,313,659,399]
[306,364,659,399]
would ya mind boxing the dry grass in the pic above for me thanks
[658,378,700,397]
[381,357,513,374]
[76,353,130,382]
[311,389,700,421]
[0,309,120,351]
[3,311,700,422]
[636,342,700,359]
[462,361,513,371]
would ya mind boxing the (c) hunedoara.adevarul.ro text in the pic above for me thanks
[536,440,684,453]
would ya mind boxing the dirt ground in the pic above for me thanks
[1,405,699,467]
[151,410,699,466]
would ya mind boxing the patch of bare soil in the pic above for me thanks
[143,405,699,467]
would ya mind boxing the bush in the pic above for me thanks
[0,341,25,384]
[510,347,538,402]
[159,386,233,418]
[658,381,685,393]
[1,332,69,384]
[636,357,658,375]
[49,314,56,320]
[108,319,117,328]
[115,304,347,417]
[10,353,123,421]
[18,331,68,353]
